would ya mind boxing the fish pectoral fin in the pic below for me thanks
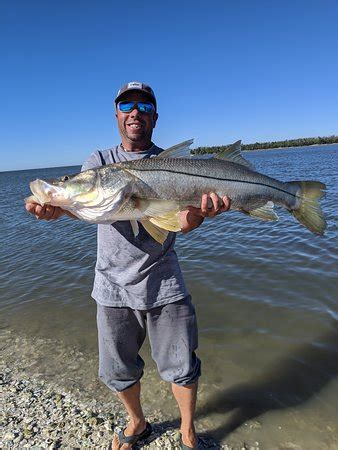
[140,219,170,244]
[130,220,139,237]
[243,201,279,221]
[156,139,194,158]
[148,211,181,232]
[214,140,254,169]
[141,210,182,243]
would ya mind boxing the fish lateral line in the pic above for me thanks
[128,167,298,200]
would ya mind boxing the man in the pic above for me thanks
[26,81,230,449]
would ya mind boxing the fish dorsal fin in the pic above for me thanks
[140,219,170,244]
[214,140,253,169]
[157,139,194,159]
[242,201,279,221]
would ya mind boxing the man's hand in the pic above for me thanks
[179,193,231,233]
[25,202,66,221]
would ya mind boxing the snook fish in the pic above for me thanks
[26,141,327,243]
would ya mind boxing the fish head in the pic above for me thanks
[30,169,100,207]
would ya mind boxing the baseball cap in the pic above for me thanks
[114,81,157,109]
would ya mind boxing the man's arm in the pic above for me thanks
[179,193,231,233]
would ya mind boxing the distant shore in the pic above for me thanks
[243,142,338,152]
[193,136,338,155]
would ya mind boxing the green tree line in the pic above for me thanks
[193,135,338,154]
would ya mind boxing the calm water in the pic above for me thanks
[1,145,338,448]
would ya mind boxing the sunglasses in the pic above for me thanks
[117,101,155,114]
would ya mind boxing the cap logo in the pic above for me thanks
[127,82,142,89]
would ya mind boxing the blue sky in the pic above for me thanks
[1,0,338,171]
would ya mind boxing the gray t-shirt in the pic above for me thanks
[82,143,189,310]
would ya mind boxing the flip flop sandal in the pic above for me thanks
[181,444,198,450]
[108,422,152,449]
[180,434,200,450]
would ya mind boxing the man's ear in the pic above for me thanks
[153,112,159,128]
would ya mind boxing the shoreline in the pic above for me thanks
[195,142,337,155]
[1,329,255,449]
[2,319,338,448]
[2,365,226,449]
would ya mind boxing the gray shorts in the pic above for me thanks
[96,296,201,392]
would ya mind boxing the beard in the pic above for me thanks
[119,122,151,144]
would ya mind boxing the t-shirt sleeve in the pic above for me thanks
[81,152,102,172]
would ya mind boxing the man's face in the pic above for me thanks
[115,91,158,149]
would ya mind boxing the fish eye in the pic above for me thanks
[62,175,69,181]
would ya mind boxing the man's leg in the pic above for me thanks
[147,297,201,448]
[172,382,198,448]
[96,304,148,450]
[111,381,147,450]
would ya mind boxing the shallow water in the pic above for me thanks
[1,145,338,448]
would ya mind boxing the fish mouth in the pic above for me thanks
[30,179,71,206]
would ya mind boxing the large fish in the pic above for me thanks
[26,141,327,243]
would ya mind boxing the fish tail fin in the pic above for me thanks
[289,181,327,235]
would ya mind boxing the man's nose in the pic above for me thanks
[129,107,141,118]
